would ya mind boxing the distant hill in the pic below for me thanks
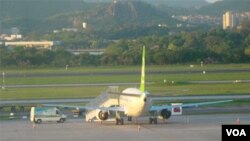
[0,0,176,34]
[90,1,174,27]
[0,0,106,33]
[62,0,177,39]
[144,0,209,8]
[0,0,96,19]
[83,0,210,8]
[198,0,250,15]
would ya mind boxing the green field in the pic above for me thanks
[1,83,250,100]
[2,72,250,85]
[1,64,250,100]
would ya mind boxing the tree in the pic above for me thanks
[52,47,73,67]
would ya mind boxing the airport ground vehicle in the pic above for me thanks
[30,107,66,124]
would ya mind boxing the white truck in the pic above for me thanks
[30,107,66,124]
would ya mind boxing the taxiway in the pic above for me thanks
[1,113,249,141]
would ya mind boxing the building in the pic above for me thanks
[4,41,56,49]
[82,22,87,29]
[1,34,22,41]
[223,11,235,29]
[67,49,105,56]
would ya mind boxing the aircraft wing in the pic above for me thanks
[43,104,125,112]
[94,106,125,112]
[150,100,232,112]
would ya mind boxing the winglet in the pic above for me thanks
[140,46,145,92]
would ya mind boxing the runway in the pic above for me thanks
[4,68,250,78]
[3,80,250,88]
[1,113,249,141]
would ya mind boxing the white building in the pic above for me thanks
[5,41,54,49]
[82,22,87,29]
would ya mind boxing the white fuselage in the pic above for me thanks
[119,88,152,117]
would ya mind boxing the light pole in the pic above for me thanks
[2,72,5,90]
[66,64,68,70]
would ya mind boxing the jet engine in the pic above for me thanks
[160,109,171,119]
[97,111,109,120]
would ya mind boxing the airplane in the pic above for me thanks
[45,46,232,125]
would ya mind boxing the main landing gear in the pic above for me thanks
[115,112,124,125]
[149,117,158,124]
[116,118,124,125]
[127,116,132,121]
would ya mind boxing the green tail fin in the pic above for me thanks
[140,46,145,92]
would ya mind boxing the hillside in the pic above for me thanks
[84,0,210,8]
[5,0,248,36]
[0,0,176,35]
[145,0,209,8]
[0,0,98,19]
[60,0,176,39]
[89,1,174,28]
[0,0,104,33]
[198,0,250,15]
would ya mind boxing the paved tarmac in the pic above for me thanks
[1,113,249,141]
